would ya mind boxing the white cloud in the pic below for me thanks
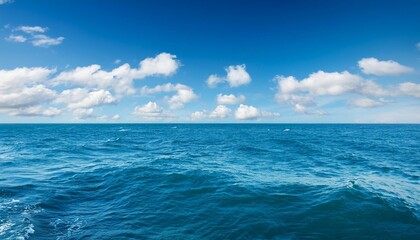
[133,102,172,120]
[31,34,64,47]
[358,58,414,76]
[275,70,387,114]
[0,67,58,117]
[206,64,251,88]
[136,53,179,78]
[191,111,207,120]
[7,25,64,47]
[190,105,232,120]
[234,104,280,120]
[399,82,420,98]
[209,105,231,118]
[348,98,385,108]
[0,67,55,90]
[417,42,420,50]
[56,53,180,95]
[6,34,26,43]
[206,74,224,88]
[17,26,46,34]
[140,83,197,109]
[114,59,121,64]
[4,106,62,117]
[56,88,117,109]
[73,108,94,119]
[216,93,245,105]
[225,64,251,87]
[0,85,57,109]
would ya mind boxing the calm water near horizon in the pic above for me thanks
[1,124,419,239]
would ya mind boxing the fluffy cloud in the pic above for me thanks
[5,34,27,42]
[0,67,55,90]
[206,64,251,88]
[190,105,232,120]
[0,67,58,116]
[56,88,117,109]
[358,58,414,76]
[191,111,207,120]
[0,85,57,109]
[399,82,420,98]
[234,104,280,120]
[216,93,245,105]
[133,102,172,120]
[140,83,197,109]
[56,53,180,95]
[275,70,387,114]
[348,98,385,108]
[225,65,251,87]
[209,105,231,118]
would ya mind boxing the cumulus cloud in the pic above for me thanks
[234,104,280,120]
[56,88,117,109]
[0,53,181,119]
[275,70,387,114]
[209,105,231,118]
[56,53,180,95]
[0,67,59,117]
[191,111,207,120]
[216,93,245,105]
[5,34,27,43]
[399,82,420,98]
[225,65,251,87]
[358,58,414,76]
[206,64,251,88]
[190,105,232,120]
[348,98,386,108]
[140,83,197,109]
[133,102,172,120]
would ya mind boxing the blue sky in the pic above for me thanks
[0,0,419,123]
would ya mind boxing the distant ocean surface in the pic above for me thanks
[0,124,419,239]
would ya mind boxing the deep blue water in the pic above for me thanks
[0,124,419,239]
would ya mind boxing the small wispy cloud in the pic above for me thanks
[5,25,64,47]
[5,34,27,43]
[0,0,13,5]
[32,34,64,47]
[17,26,47,34]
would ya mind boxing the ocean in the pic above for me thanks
[0,124,419,239]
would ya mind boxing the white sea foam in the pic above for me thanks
[0,222,13,235]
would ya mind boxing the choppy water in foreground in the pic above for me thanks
[0,124,419,239]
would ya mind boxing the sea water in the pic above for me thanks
[0,124,419,239]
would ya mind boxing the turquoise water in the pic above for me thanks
[0,124,419,239]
